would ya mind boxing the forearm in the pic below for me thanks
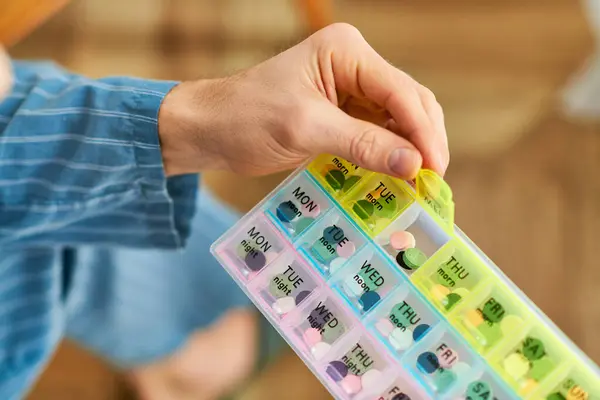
[0,61,198,248]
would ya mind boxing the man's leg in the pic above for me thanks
[64,188,284,400]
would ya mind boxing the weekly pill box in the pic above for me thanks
[211,154,600,399]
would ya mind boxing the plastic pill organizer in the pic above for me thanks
[211,154,600,400]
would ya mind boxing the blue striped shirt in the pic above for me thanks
[0,61,199,398]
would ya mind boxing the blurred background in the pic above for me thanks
[6,0,599,398]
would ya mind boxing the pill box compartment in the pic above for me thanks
[450,283,530,355]
[410,239,492,314]
[297,209,367,277]
[541,365,599,400]
[491,326,569,397]
[371,373,430,400]
[212,214,288,281]
[341,175,414,237]
[307,154,371,199]
[330,245,403,316]
[288,294,355,362]
[404,325,480,397]
[367,285,441,358]
[375,202,451,278]
[266,171,334,239]
[322,334,392,398]
[444,369,517,400]
[250,251,321,319]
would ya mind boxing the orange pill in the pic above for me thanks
[465,309,484,327]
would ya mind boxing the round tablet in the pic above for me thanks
[344,275,365,296]
[325,169,345,191]
[521,378,538,394]
[413,324,430,341]
[322,321,346,343]
[359,291,381,312]
[375,318,394,336]
[245,250,266,271]
[452,362,471,377]
[500,315,524,335]
[433,368,457,393]
[503,353,530,380]
[396,248,427,271]
[430,284,451,301]
[373,195,398,218]
[269,274,289,298]
[295,290,311,305]
[342,175,361,192]
[361,369,382,391]
[436,347,459,369]
[302,328,322,347]
[522,337,546,361]
[466,381,492,400]
[482,299,506,323]
[391,394,412,400]
[443,293,462,310]
[326,360,349,382]
[390,231,416,251]
[311,341,332,360]
[303,203,321,218]
[340,375,362,395]
[329,257,347,274]
[465,309,484,328]
[353,199,374,220]
[567,385,589,400]
[323,225,344,243]
[529,357,555,381]
[294,217,314,235]
[276,201,298,223]
[273,296,296,314]
[417,351,440,374]
[337,240,356,258]
[390,328,414,351]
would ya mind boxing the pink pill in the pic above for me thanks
[336,240,356,258]
[303,328,322,347]
[340,374,362,394]
[303,203,321,218]
[375,318,394,336]
[437,346,459,369]
[390,231,416,251]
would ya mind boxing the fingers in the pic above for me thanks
[311,23,448,176]
[311,105,423,179]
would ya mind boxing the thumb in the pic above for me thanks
[311,106,423,179]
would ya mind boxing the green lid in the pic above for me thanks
[402,248,427,270]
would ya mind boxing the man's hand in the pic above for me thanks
[158,23,449,179]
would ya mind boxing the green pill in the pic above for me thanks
[294,217,314,235]
[433,368,457,393]
[547,393,566,400]
[353,199,374,220]
[373,194,397,218]
[444,293,462,310]
[466,381,492,400]
[477,322,503,346]
[397,248,427,271]
[529,357,555,381]
[522,337,546,361]
[342,175,361,192]
[325,170,345,191]
[482,299,506,323]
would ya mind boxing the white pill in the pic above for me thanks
[361,369,383,391]
[273,296,296,314]
[389,327,414,351]
[344,275,364,296]
[311,341,332,360]
[329,257,347,274]
[375,319,394,336]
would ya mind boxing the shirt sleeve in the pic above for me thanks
[0,61,198,249]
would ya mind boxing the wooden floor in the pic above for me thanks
[10,0,598,399]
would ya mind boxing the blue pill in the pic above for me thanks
[276,201,297,223]
[417,351,439,374]
[413,324,430,341]
[359,291,380,312]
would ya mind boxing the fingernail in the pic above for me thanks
[388,148,420,178]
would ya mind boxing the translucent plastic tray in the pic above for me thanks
[211,154,600,399]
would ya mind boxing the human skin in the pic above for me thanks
[158,23,449,180]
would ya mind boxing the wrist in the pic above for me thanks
[158,79,226,176]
